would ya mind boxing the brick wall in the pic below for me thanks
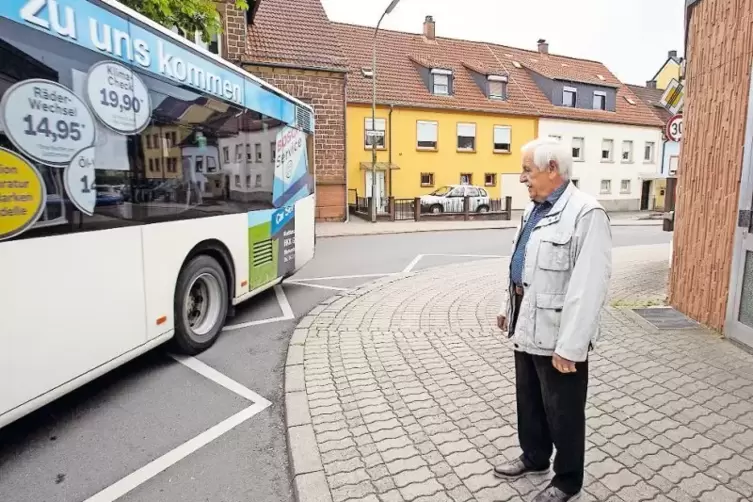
[218,1,246,61]
[244,65,347,221]
[668,0,753,330]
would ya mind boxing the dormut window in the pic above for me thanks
[600,179,612,194]
[621,140,633,162]
[457,123,477,151]
[431,69,451,95]
[417,120,438,149]
[364,118,386,148]
[420,173,435,187]
[644,142,655,162]
[493,125,512,153]
[563,86,577,107]
[620,179,631,194]
[488,75,508,100]
[593,91,607,110]
[572,137,585,161]
[601,139,614,161]
[485,173,497,186]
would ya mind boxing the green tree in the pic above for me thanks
[121,0,249,42]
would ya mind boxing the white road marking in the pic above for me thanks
[285,281,350,292]
[274,284,294,319]
[84,356,271,502]
[289,273,394,282]
[402,254,424,274]
[422,253,504,258]
[223,315,289,331]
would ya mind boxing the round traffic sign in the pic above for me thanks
[666,114,683,142]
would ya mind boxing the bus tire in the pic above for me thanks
[172,254,229,355]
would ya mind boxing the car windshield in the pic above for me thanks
[430,186,452,196]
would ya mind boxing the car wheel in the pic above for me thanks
[430,204,443,214]
[477,205,489,213]
[172,254,229,355]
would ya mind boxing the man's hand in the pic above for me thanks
[497,315,508,332]
[552,353,576,374]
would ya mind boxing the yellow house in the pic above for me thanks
[346,104,536,200]
[650,50,682,90]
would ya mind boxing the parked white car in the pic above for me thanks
[419,185,492,214]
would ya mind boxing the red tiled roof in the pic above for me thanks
[245,0,347,70]
[332,23,663,128]
[626,84,674,124]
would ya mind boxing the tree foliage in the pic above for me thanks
[121,0,249,42]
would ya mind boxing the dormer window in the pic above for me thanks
[563,86,577,107]
[488,75,508,100]
[593,91,606,110]
[431,68,452,95]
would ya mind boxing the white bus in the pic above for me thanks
[0,0,317,429]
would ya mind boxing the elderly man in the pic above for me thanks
[494,137,612,502]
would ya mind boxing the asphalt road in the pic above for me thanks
[0,226,672,502]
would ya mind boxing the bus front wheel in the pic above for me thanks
[172,254,229,355]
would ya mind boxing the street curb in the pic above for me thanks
[316,219,663,238]
[283,273,409,502]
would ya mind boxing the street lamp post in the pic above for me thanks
[370,0,401,223]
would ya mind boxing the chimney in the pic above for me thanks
[646,80,657,89]
[423,15,435,40]
[537,38,549,54]
[668,50,678,59]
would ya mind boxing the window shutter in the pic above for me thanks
[417,121,438,141]
[494,126,511,144]
[457,123,476,137]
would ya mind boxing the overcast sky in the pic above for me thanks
[320,0,685,87]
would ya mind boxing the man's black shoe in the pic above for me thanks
[532,484,581,502]
[492,456,549,478]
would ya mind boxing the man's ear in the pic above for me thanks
[548,160,558,176]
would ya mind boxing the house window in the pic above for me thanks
[417,121,438,149]
[593,91,607,110]
[572,137,584,161]
[644,142,655,162]
[271,142,277,161]
[600,179,611,194]
[621,140,633,162]
[457,123,476,151]
[485,173,497,186]
[146,135,152,149]
[234,174,241,187]
[148,158,154,171]
[196,157,204,172]
[432,70,451,95]
[223,146,230,163]
[620,179,631,194]
[420,173,435,187]
[460,173,472,185]
[246,144,252,161]
[488,76,507,99]
[563,86,577,107]
[235,144,242,161]
[364,118,386,148]
[245,175,251,188]
[493,125,511,153]
[255,174,262,188]
[601,139,613,161]
[254,143,262,162]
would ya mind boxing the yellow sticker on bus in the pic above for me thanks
[0,148,46,241]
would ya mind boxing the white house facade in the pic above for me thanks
[218,127,279,202]
[537,119,663,211]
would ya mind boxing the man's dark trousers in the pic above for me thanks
[511,294,589,495]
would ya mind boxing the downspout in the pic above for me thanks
[388,104,394,198]
[343,72,349,222]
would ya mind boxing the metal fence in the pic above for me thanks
[393,198,415,220]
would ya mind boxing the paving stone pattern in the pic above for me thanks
[285,244,753,502]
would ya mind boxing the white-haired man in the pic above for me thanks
[494,138,612,502]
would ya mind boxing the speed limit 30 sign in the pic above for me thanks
[666,114,683,142]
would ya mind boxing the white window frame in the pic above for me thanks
[600,179,612,194]
[417,120,439,150]
[420,172,434,187]
[488,75,507,100]
[493,125,512,153]
[456,122,477,152]
[601,139,614,162]
[621,140,633,163]
[255,143,262,162]
[364,118,387,149]
[593,91,607,110]
[620,179,631,194]
[572,137,585,161]
[563,86,577,107]
[431,68,452,96]
[644,141,655,163]
[484,173,497,186]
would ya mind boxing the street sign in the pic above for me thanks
[660,78,684,115]
[666,114,683,142]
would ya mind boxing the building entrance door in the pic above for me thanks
[727,65,753,348]
[640,180,651,210]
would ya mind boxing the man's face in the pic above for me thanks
[520,151,562,203]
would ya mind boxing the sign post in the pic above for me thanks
[666,114,683,142]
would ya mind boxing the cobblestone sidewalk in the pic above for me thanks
[284,244,753,502]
